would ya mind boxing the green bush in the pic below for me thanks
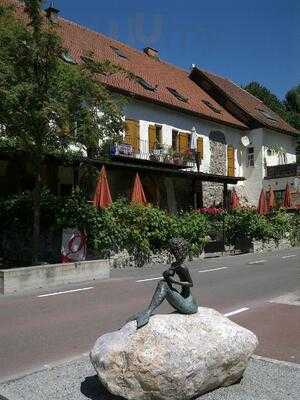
[172,211,210,256]
[222,208,272,246]
[0,191,296,268]
[268,209,293,242]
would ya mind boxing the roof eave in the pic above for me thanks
[191,68,299,137]
[105,84,248,131]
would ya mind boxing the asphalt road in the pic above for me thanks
[0,247,299,382]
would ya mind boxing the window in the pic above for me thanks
[167,87,188,102]
[256,108,278,122]
[202,99,222,114]
[227,145,235,176]
[172,130,178,151]
[124,119,140,153]
[247,147,254,167]
[110,46,128,59]
[61,51,77,64]
[137,77,157,91]
[148,125,162,151]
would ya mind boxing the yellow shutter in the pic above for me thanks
[148,125,156,151]
[124,119,140,152]
[178,132,189,154]
[227,145,235,176]
[197,137,204,159]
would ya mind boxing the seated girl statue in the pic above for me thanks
[129,238,198,329]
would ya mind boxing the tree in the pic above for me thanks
[0,1,128,262]
[285,85,300,131]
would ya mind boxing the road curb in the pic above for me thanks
[252,354,300,369]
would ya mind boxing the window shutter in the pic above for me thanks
[197,137,204,159]
[124,119,140,152]
[178,132,189,154]
[227,145,235,176]
[148,125,156,151]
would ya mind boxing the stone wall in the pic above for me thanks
[203,131,227,207]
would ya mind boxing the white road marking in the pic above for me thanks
[198,267,228,273]
[248,259,266,265]
[224,307,250,317]
[136,277,162,283]
[281,255,296,259]
[37,287,94,298]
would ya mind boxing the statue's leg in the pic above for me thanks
[166,290,198,314]
[134,280,168,328]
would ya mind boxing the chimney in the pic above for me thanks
[143,47,159,60]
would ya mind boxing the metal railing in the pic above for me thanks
[109,137,198,168]
[266,163,300,179]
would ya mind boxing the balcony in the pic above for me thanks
[108,137,198,170]
[265,163,300,179]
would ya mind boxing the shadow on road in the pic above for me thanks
[81,375,125,400]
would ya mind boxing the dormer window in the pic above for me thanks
[61,51,77,65]
[167,87,188,102]
[256,108,278,122]
[110,46,128,59]
[202,99,222,114]
[137,77,157,91]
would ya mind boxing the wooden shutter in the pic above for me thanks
[124,119,140,152]
[148,125,156,151]
[197,137,204,159]
[178,132,189,154]
[227,145,235,176]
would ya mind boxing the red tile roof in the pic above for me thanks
[196,69,298,136]
[2,0,246,130]
[3,0,298,136]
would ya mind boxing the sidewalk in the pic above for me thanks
[0,355,299,400]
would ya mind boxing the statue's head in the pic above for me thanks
[169,238,188,264]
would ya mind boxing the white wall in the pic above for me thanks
[121,98,297,207]
[263,129,297,171]
[237,128,264,204]
[123,98,244,175]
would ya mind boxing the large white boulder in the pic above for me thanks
[90,307,258,400]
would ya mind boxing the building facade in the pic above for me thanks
[1,0,299,211]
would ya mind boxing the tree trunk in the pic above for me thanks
[32,170,42,264]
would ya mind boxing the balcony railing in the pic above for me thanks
[109,137,198,169]
[265,163,300,179]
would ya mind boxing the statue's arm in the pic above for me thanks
[168,268,194,287]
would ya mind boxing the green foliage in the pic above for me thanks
[172,211,210,256]
[222,208,294,246]
[222,208,271,245]
[269,210,293,242]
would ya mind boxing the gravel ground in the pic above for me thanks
[0,356,299,400]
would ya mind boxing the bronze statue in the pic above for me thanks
[129,238,198,329]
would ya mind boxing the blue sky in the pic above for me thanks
[55,0,299,99]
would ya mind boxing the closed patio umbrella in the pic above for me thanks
[257,189,267,215]
[230,188,240,209]
[190,127,197,150]
[267,186,275,211]
[92,165,112,208]
[131,173,147,205]
[283,183,292,208]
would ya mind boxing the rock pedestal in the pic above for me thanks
[90,307,258,400]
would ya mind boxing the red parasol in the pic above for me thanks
[131,173,147,205]
[283,183,292,208]
[92,165,112,209]
[267,186,275,211]
[230,188,240,209]
[257,189,267,215]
